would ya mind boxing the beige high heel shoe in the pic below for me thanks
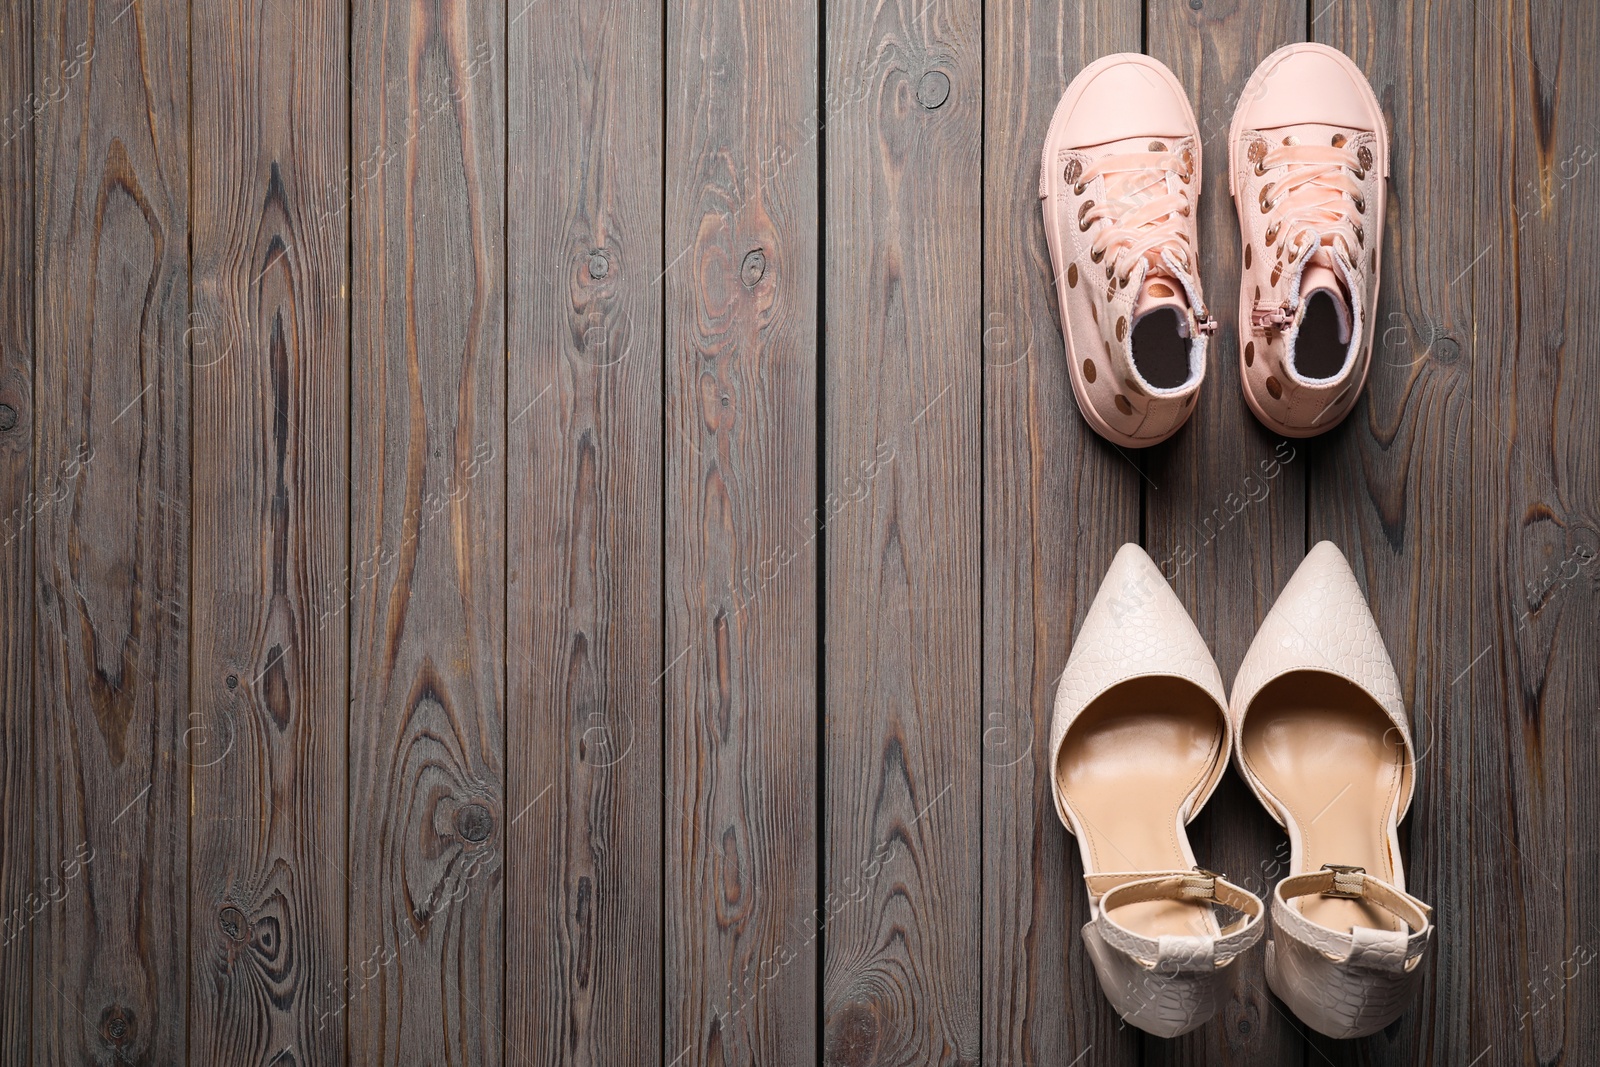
[1050,544,1264,1037]
[1231,541,1433,1038]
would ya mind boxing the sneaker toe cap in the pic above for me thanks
[1062,59,1194,147]
[1237,46,1382,132]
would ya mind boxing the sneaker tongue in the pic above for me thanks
[1299,263,1350,344]
[1133,275,1190,337]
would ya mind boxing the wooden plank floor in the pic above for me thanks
[1,0,1596,1064]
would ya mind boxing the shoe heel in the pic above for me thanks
[1082,919,1228,1039]
[1264,922,1429,1039]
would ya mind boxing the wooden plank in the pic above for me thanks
[504,0,663,1061]
[0,0,32,1059]
[1446,2,1600,1064]
[187,0,350,1062]
[30,0,190,1061]
[1306,1,1478,1063]
[662,0,821,1061]
[980,0,1142,1064]
[1142,2,1309,1063]
[347,0,505,1061]
[820,0,981,1061]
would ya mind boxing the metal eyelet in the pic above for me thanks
[1074,182,1086,195]
[1259,182,1276,213]
[1357,146,1374,172]
[1090,246,1105,263]
[1352,194,1366,213]
[1353,221,1365,247]
[1063,159,1081,186]
[1264,222,1280,246]
[1078,200,1095,231]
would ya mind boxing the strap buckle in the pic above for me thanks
[1184,866,1220,901]
[1320,863,1366,899]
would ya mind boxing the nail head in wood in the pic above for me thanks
[917,70,950,110]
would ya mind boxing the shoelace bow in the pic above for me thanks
[1251,137,1368,330]
[1073,146,1196,289]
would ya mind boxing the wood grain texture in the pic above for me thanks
[980,1,1142,1065]
[30,0,190,1063]
[0,0,32,1060]
[505,0,663,1062]
[664,0,820,1061]
[1142,1,1309,1063]
[1452,2,1600,1064]
[348,0,505,1062]
[821,0,981,1062]
[188,0,350,1063]
[1307,2,1477,1063]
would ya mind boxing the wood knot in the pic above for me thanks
[740,249,766,288]
[0,404,16,432]
[587,251,609,280]
[456,802,494,843]
[917,70,950,109]
[99,1005,135,1048]
[823,1001,882,1066]
[219,905,247,941]
[1433,336,1461,363]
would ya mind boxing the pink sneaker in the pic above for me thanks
[1228,44,1388,437]
[1041,55,1217,448]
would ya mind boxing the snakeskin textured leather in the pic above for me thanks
[1267,870,1433,1038]
[1050,544,1230,828]
[1228,540,1414,821]
[1230,542,1433,1038]
[1052,545,1261,1037]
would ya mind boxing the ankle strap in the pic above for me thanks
[1272,866,1433,973]
[1088,869,1265,971]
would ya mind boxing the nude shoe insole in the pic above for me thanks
[1057,677,1224,939]
[1240,671,1407,933]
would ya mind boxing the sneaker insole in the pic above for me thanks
[1131,308,1190,390]
[1239,671,1407,934]
[1295,291,1347,379]
[1056,677,1223,940]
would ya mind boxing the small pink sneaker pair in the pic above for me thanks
[1039,45,1387,446]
